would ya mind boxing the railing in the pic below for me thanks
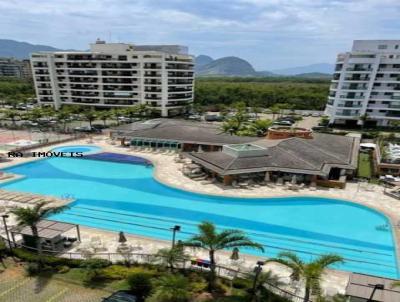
[3,238,309,302]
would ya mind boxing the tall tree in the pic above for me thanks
[83,109,97,128]
[184,221,264,291]
[266,252,344,302]
[3,109,20,127]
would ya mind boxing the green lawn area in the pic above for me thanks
[358,152,372,178]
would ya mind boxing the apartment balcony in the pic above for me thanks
[346,67,373,72]
[34,70,49,75]
[102,79,133,84]
[344,77,371,81]
[101,63,133,69]
[144,72,161,77]
[144,88,162,93]
[71,98,101,104]
[69,85,99,90]
[144,80,162,85]
[168,87,192,92]
[69,78,98,83]
[339,95,365,99]
[337,104,362,108]
[68,70,98,76]
[67,63,97,68]
[335,110,359,116]
[104,99,136,105]
[386,112,400,117]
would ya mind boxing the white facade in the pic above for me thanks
[325,40,400,127]
[31,41,194,117]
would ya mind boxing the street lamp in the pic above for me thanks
[171,225,181,248]
[251,261,265,301]
[1,215,11,251]
[368,283,384,302]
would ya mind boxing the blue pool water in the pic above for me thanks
[52,145,101,154]
[1,156,398,278]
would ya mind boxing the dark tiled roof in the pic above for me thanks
[186,133,358,175]
[111,119,258,145]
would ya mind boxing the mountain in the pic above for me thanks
[271,63,334,76]
[195,55,213,67]
[0,39,63,59]
[196,56,257,76]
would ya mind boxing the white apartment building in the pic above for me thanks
[325,40,400,127]
[30,40,194,117]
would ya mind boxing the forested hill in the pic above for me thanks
[194,77,329,110]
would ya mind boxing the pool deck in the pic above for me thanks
[1,136,399,296]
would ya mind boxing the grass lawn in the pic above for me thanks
[358,152,372,178]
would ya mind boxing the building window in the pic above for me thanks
[395,45,399,49]
[378,45,388,50]
[379,110,386,113]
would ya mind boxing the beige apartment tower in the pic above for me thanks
[30,40,194,117]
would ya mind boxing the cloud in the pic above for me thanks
[0,0,399,69]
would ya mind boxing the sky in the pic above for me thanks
[0,0,399,70]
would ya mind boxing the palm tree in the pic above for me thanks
[10,202,68,268]
[252,270,284,302]
[83,109,97,128]
[156,246,189,272]
[250,119,272,136]
[266,252,344,302]
[184,221,264,291]
[269,105,280,120]
[146,274,191,302]
[97,110,112,127]
[56,109,71,132]
[3,109,20,127]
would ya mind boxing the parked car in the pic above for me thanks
[273,121,293,126]
[91,124,108,130]
[187,114,202,121]
[204,114,223,122]
[312,112,321,117]
[73,126,101,133]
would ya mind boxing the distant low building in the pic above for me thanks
[0,58,32,79]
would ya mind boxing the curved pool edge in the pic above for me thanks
[147,155,400,278]
[2,147,400,278]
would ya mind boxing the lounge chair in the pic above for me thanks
[232,181,240,188]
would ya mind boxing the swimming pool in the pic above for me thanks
[52,145,101,154]
[1,156,398,278]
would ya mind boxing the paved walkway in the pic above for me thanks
[0,263,108,302]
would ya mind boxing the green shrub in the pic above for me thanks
[13,248,82,267]
[100,265,157,280]
[232,277,252,289]
[57,265,70,274]
[127,272,153,302]
[25,262,41,276]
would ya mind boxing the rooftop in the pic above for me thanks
[186,133,360,175]
[346,273,400,302]
[111,119,258,146]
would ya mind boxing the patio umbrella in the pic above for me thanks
[230,247,240,260]
[291,174,297,185]
[118,231,127,244]
[264,172,271,182]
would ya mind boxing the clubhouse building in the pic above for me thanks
[111,119,360,188]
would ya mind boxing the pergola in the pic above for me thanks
[130,138,181,149]
[10,219,81,251]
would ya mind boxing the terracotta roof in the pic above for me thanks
[111,119,257,145]
[346,273,400,302]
